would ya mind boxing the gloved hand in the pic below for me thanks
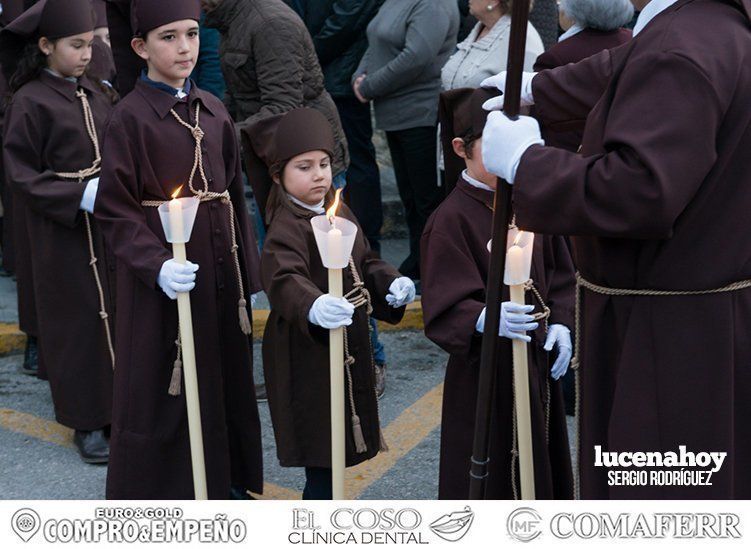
[475,302,538,342]
[80,177,99,214]
[386,276,416,308]
[308,294,355,329]
[544,324,573,380]
[480,71,537,110]
[482,112,544,183]
[158,259,199,300]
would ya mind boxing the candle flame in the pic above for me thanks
[171,185,184,200]
[513,230,525,246]
[326,188,343,224]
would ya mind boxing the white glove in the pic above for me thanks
[544,324,573,380]
[386,276,416,308]
[482,112,544,184]
[158,259,199,300]
[80,177,99,213]
[308,294,355,329]
[476,302,538,342]
[480,71,537,110]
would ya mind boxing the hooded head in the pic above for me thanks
[0,0,95,82]
[130,0,201,37]
[438,86,501,187]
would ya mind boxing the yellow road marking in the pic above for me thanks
[0,381,445,501]
[0,408,74,449]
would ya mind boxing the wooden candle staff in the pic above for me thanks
[469,0,534,499]
[310,189,358,499]
[159,188,207,500]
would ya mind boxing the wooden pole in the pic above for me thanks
[172,241,208,500]
[468,0,533,500]
[329,268,346,500]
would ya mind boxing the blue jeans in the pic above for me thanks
[370,318,386,365]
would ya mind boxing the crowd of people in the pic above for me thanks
[0,0,749,502]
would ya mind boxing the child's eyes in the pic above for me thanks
[162,34,176,41]
[188,31,199,38]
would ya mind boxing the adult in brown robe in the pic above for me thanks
[2,1,114,451]
[421,176,575,500]
[483,0,751,498]
[95,77,264,499]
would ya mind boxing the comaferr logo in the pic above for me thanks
[429,506,475,542]
[507,508,542,542]
[551,513,742,539]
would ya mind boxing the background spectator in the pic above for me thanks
[529,0,559,49]
[191,13,227,100]
[353,0,459,282]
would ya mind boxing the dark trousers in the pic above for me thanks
[335,96,383,253]
[386,126,441,279]
[303,467,333,500]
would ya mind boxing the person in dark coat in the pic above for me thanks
[251,108,414,499]
[423,87,575,499]
[481,0,751,498]
[1,0,115,463]
[89,0,116,85]
[103,0,144,95]
[94,0,263,499]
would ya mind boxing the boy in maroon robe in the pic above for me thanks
[422,87,575,499]
[95,0,263,499]
[481,0,751,498]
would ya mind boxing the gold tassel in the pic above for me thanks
[168,358,183,396]
[379,428,389,452]
[238,298,252,335]
[351,414,368,454]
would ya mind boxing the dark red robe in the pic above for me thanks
[514,0,751,498]
[2,72,114,429]
[95,79,263,499]
[421,176,575,499]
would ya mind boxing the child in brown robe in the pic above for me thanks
[421,87,576,499]
[1,0,115,464]
[252,108,415,499]
[94,0,263,499]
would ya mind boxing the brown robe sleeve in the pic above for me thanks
[261,217,325,341]
[531,49,613,133]
[544,235,575,330]
[421,224,486,359]
[515,51,721,240]
[94,115,172,288]
[2,97,86,228]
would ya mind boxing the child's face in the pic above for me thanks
[39,32,94,79]
[131,19,199,88]
[451,136,497,189]
[276,150,333,206]
[94,27,111,48]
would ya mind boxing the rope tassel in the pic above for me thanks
[351,414,368,454]
[168,358,183,396]
[238,298,252,335]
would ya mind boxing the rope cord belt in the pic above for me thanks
[570,271,751,499]
[342,256,389,455]
[55,89,115,370]
[139,102,253,395]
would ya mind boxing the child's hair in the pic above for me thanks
[460,128,480,160]
[7,38,118,105]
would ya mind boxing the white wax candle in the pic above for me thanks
[506,244,526,284]
[328,223,344,267]
[169,197,185,244]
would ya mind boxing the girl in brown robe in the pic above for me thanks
[422,87,575,499]
[254,108,415,499]
[94,0,263,499]
[1,0,116,463]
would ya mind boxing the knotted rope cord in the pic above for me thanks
[570,271,751,499]
[54,89,114,370]
[341,256,389,454]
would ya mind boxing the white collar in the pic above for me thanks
[558,23,585,43]
[287,194,325,214]
[462,170,495,192]
[44,68,78,83]
[633,0,679,36]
